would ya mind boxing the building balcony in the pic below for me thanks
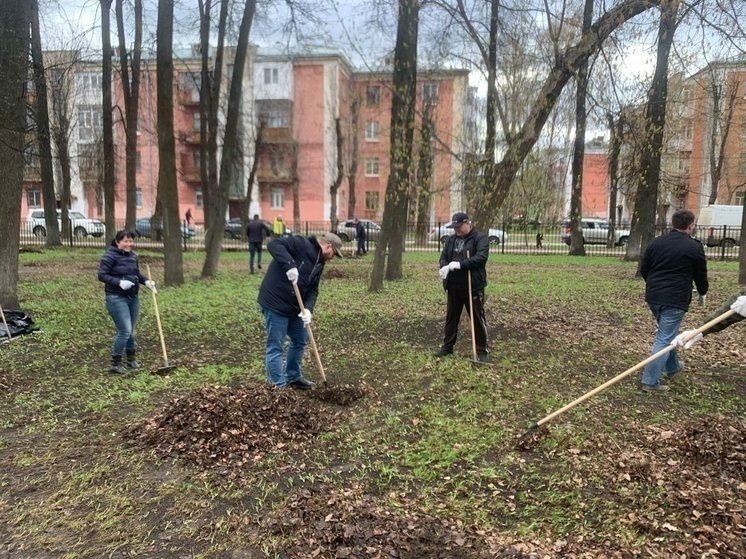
[23,166,41,181]
[261,127,293,144]
[257,168,293,183]
[181,129,205,144]
[181,166,202,182]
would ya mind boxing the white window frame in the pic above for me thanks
[365,120,380,142]
[195,188,204,208]
[365,191,380,211]
[423,83,439,105]
[76,72,103,90]
[735,191,745,206]
[270,187,285,209]
[365,158,380,176]
[77,106,103,143]
[135,188,143,208]
[26,187,42,208]
[366,85,380,106]
[264,68,279,85]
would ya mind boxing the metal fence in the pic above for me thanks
[18,220,742,261]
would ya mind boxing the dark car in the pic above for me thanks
[135,217,195,239]
[224,218,292,239]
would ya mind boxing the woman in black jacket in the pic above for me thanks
[97,230,156,374]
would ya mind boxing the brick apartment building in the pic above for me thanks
[21,47,473,229]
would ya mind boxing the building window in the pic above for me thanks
[135,151,141,172]
[365,191,379,211]
[192,149,202,169]
[193,112,201,132]
[365,120,380,142]
[264,68,279,85]
[270,187,285,209]
[735,191,745,206]
[423,83,439,105]
[135,188,142,208]
[677,153,690,173]
[366,85,380,106]
[179,72,200,102]
[75,72,102,90]
[26,187,42,208]
[365,158,379,176]
[195,188,204,208]
[740,116,746,139]
[739,153,746,176]
[78,106,102,143]
[264,109,289,128]
[683,120,693,140]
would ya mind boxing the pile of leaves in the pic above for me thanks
[255,483,551,559]
[125,383,344,479]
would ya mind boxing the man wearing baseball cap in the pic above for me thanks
[434,212,490,363]
[258,231,342,389]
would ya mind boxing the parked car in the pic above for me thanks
[224,218,292,239]
[335,219,381,242]
[135,217,195,239]
[428,224,507,245]
[561,218,630,246]
[26,209,105,237]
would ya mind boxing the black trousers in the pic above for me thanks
[442,286,488,354]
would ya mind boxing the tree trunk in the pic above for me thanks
[347,97,359,219]
[202,0,256,277]
[101,0,116,238]
[415,103,433,245]
[116,0,142,231]
[568,0,593,256]
[291,141,301,229]
[707,76,737,205]
[606,112,623,248]
[156,0,184,285]
[626,0,679,267]
[469,0,662,230]
[330,117,344,231]
[369,0,419,292]
[0,0,31,308]
[30,0,61,246]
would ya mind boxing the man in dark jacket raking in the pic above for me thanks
[639,209,709,392]
[257,232,342,389]
[434,212,490,363]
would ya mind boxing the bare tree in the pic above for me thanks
[30,0,61,246]
[329,117,344,232]
[705,70,739,205]
[626,0,680,265]
[346,96,360,219]
[115,0,143,230]
[101,0,116,239]
[606,111,623,248]
[202,0,257,277]
[370,0,420,292]
[0,0,31,308]
[413,101,434,245]
[157,0,184,285]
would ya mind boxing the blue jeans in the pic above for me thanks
[261,306,308,387]
[641,304,686,387]
[106,294,140,356]
[249,242,262,271]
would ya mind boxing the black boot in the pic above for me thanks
[109,355,128,375]
[125,349,140,370]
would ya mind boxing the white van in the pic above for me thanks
[697,205,743,248]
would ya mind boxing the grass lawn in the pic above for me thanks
[1,249,744,558]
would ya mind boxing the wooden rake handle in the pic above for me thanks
[0,302,12,342]
[292,282,327,384]
[534,309,736,429]
[146,264,169,365]
[466,250,478,361]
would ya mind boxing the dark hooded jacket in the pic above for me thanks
[98,246,147,296]
[438,227,490,291]
[258,235,326,316]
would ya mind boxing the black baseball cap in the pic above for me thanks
[446,212,470,228]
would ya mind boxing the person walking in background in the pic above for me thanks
[273,215,285,237]
[185,208,193,226]
[97,230,156,375]
[673,292,746,349]
[247,214,272,274]
[639,209,708,392]
[354,217,367,257]
[257,231,343,389]
[434,212,490,363]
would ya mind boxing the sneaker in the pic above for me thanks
[287,377,315,390]
[476,352,490,364]
[641,383,670,393]
[662,363,684,381]
[433,348,453,358]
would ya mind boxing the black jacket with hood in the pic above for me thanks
[257,235,326,316]
[438,227,490,292]
[98,246,147,296]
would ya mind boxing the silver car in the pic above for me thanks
[335,219,381,242]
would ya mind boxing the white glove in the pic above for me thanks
[119,279,134,290]
[299,309,312,327]
[731,295,746,317]
[145,280,157,294]
[438,265,450,280]
[286,267,299,285]
[448,261,461,271]
[672,330,703,349]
